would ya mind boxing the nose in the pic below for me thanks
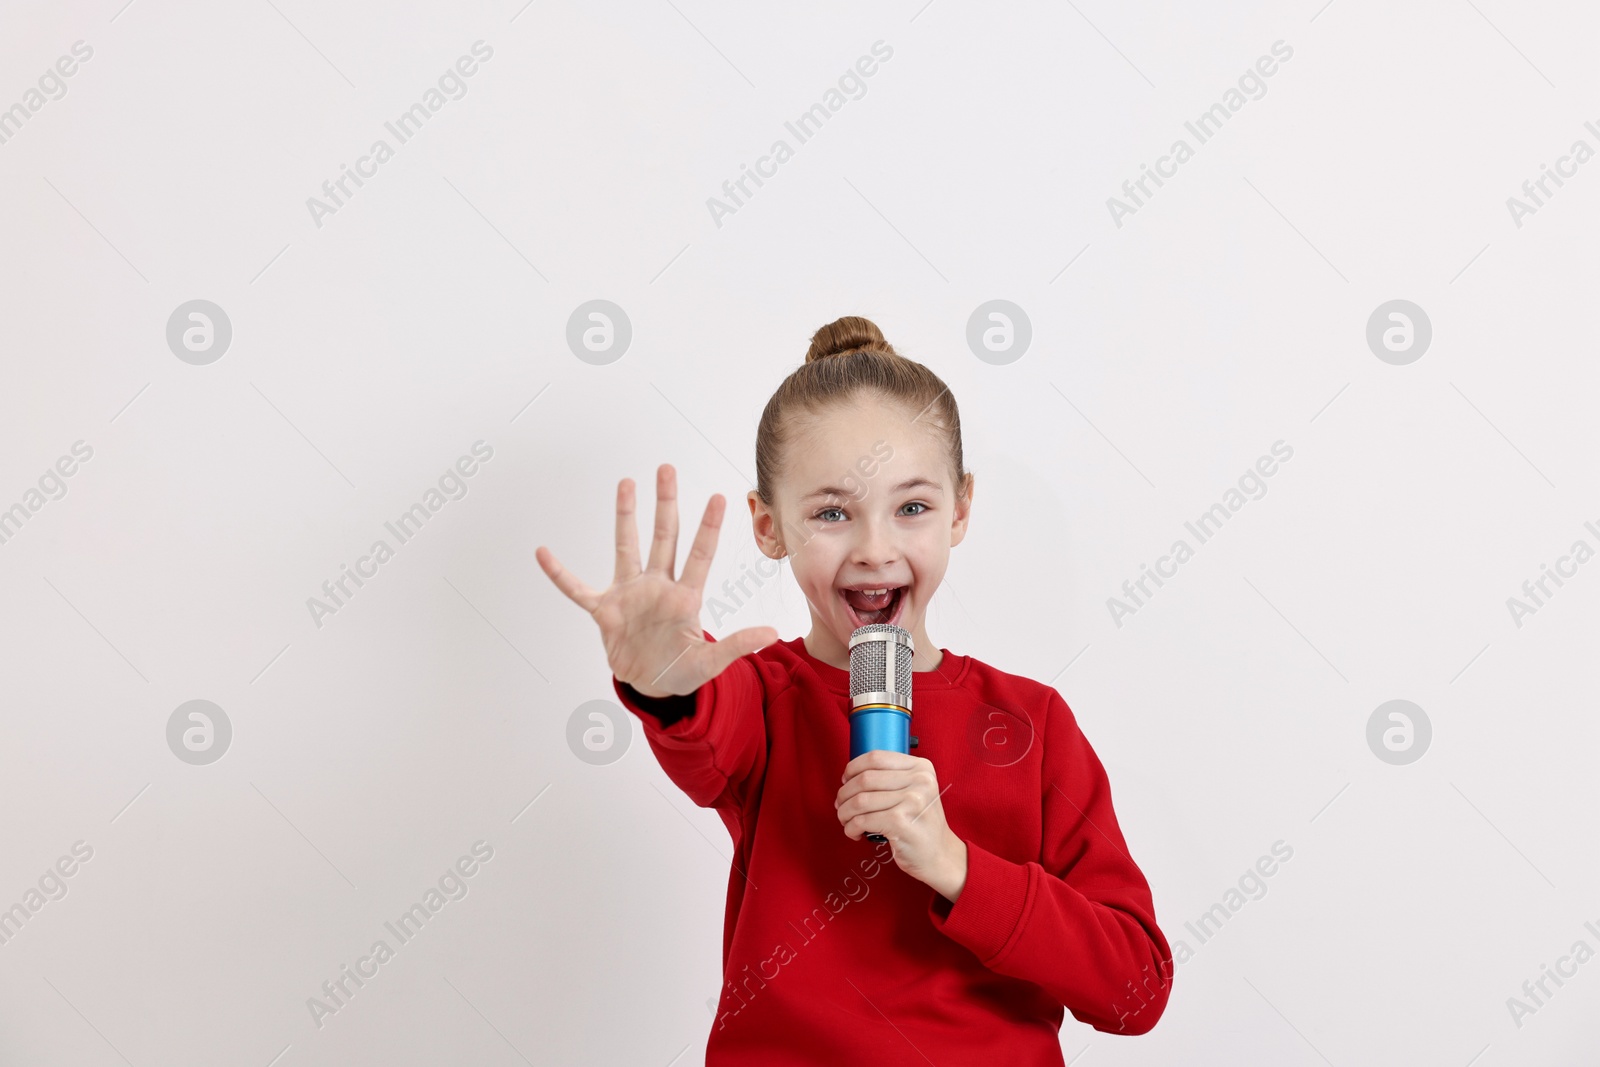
[850,515,898,570]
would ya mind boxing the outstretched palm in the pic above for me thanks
[536,464,778,698]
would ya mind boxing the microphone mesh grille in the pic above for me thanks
[849,624,912,699]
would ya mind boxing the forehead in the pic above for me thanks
[779,396,951,497]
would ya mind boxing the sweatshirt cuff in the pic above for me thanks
[612,672,714,740]
[926,838,1034,966]
[615,679,696,728]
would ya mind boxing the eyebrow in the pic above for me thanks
[803,477,944,501]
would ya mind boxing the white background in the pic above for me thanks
[1,1,1597,1064]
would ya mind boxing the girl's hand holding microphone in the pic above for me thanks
[536,464,778,697]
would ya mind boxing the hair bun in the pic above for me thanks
[805,315,898,363]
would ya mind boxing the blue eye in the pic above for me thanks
[816,507,845,522]
[901,502,928,516]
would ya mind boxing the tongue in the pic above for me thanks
[845,588,897,623]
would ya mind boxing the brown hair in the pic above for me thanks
[753,315,970,508]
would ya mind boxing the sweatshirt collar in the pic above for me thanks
[786,636,970,693]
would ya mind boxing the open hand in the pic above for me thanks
[536,463,777,698]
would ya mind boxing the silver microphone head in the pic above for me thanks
[848,624,915,712]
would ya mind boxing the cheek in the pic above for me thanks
[792,562,839,605]
[793,542,843,585]
[908,554,946,595]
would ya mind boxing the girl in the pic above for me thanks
[536,316,1173,1064]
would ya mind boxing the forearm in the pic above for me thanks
[610,652,768,810]
[926,841,1172,1034]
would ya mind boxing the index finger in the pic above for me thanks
[676,493,726,593]
[841,749,918,782]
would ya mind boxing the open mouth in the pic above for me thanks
[839,585,908,629]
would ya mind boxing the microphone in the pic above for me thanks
[847,623,916,843]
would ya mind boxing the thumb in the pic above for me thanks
[706,626,779,674]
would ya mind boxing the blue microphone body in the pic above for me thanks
[849,704,910,761]
[846,624,916,843]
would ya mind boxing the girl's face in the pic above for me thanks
[748,392,974,672]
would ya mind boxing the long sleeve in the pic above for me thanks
[925,688,1174,1035]
[615,680,696,728]
[610,629,770,813]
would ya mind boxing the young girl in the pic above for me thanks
[536,316,1173,1064]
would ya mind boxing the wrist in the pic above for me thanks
[622,678,672,700]
[931,831,969,904]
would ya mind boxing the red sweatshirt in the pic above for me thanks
[612,633,1173,1065]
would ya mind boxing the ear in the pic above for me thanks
[748,490,787,558]
[948,472,975,547]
